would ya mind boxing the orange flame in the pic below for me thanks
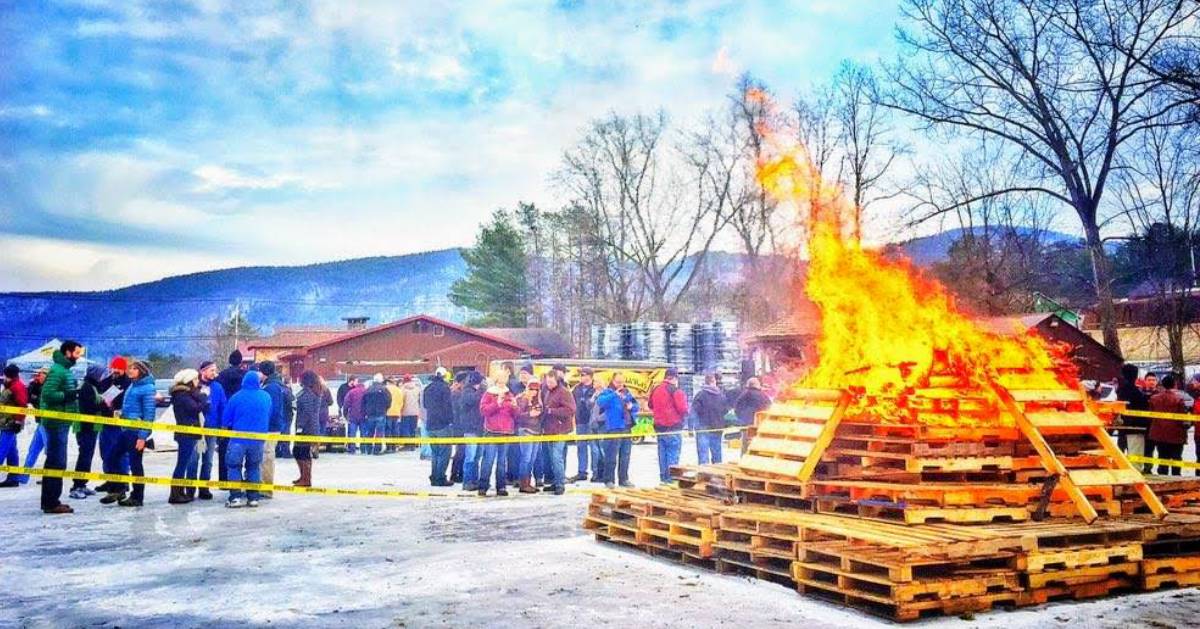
[753,116,1072,409]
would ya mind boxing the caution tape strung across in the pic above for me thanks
[1127,455,1200,470]
[0,404,741,445]
[0,465,594,499]
[1120,409,1200,423]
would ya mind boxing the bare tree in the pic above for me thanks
[882,0,1199,354]
[1113,119,1200,372]
[555,111,734,321]
[832,62,903,243]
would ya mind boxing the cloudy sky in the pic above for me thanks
[0,0,900,291]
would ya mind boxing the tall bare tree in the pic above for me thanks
[1113,120,1200,372]
[832,62,903,243]
[555,111,734,321]
[882,0,1199,354]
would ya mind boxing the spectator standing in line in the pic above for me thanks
[449,371,467,481]
[570,368,600,483]
[68,364,109,499]
[596,374,639,489]
[733,377,772,454]
[197,360,226,499]
[454,369,484,491]
[647,368,688,484]
[515,381,543,493]
[1148,374,1190,476]
[223,370,272,508]
[102,359,157,508]
[342,379,367,454]
[94,358,130,495]
[260,361,295,495]
[423,369,454,486]
[0,365,29,487]
[540,371,576,496]
[692,373,730,466]
[384,377,405,453]
[168,369,208,505]
[362,374,392,456]
[17,368,48,485]
[38,341,85,514]
[478,382,517,497]
[293,370,324,487]
[1115,364,1151,472]
[400,375,422,451]
[215,351,246,473]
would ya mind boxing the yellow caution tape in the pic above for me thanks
[1127,455,1200,470]
[1121,409,1200,423]
[0,465,598,499]
[0,405,738,445]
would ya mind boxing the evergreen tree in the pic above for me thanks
[450,209,529,327]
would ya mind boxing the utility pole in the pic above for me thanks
[233,302,241,352]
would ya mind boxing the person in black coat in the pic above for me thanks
[422,369,455,486]
[1116,363,1151,471]
[68,365,111,499]
[293,371,323,487]
[216,350,246,399]
[169,369,209,504]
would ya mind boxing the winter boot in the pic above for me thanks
[198,488,214,500]
[519,479,539,494]
[184,487,196,500]
[168,487,190,504]
[99,492,126,505]
[43,504,74,514]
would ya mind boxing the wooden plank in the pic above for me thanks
[797,393,849,482]
[1024,411,1102,428]
[756,419,826,439]
[748,436,818,459]
[738,455,804,478]
[1008,389,1084,403]
[1068,469,1146,487]
[762,404,837,421]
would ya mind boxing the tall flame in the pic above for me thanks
[753,111,1072,402]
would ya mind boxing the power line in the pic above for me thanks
[0,293,465,308]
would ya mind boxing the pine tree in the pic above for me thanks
[450,209,529,327]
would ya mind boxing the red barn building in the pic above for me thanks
[282,314,553,380]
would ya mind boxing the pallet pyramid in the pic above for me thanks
[741,380,1165,523]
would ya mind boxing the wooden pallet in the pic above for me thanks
[1015,542,1143,572]
[814,497,1030,525]
[741,389,849,480]
[796,572,1021,621]
[798,539,1014,583]
[1024,562,1140,588]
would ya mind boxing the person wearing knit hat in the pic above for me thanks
[167,368,206,504]
[94,357,133,496]
[101,359,157,507]
[195,359,226,500]
[109,356,128,372]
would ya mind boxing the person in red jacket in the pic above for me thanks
[1148,373,1190,475]
[648,367,689,484]
[0,365,29,487]
[540,372,577,495]
[478,384,517,497]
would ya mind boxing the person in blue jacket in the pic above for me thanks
[100,360,158,508]
[195,360,226,500]
[596,373,639,489]
[222,370,271,508]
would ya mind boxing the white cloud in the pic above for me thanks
[192,165,305,193]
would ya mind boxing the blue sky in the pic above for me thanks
[0,0,900,291]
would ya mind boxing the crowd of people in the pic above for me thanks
[1114,362,1200,476]
[0,342,776,513]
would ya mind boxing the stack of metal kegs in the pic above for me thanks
[589,321,742,394]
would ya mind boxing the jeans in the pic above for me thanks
[656,432,682,483]
[72,425,99,489]
[173,437,199,480]
[461,434,480,487]
[695,431,723,466]
[385,416,400,451]
[111,430,147,502]
[346,421,366,454]
[547,441,567,492]
[575,422,602,479]
[40,425,71,510]
[217,437,229,481]
[366,417,387,455]
[602,432,632,485]
[534,444,552,484]
[276,418,293,459]
[199,436,217,482]
[478,441,509,492]
[19,424,47,482]
[0,431,19,479]
[506,440,521,483]
[99,425,130,491]
[226,439,264,501]
[517,438,540,482]
[419,422,432,460]
[429,427,452,483]
[400,416,418,439]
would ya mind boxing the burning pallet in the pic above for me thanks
[582,379,1200,621]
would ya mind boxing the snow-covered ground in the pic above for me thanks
[2,429,1199,628]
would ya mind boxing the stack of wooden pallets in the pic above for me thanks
[584,376,1200,621]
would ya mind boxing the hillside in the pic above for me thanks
[0,249,469,360]
[895,226,1078,266]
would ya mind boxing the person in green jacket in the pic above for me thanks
[39,340,84,514]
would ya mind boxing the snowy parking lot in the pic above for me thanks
[3,431,1200,628]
